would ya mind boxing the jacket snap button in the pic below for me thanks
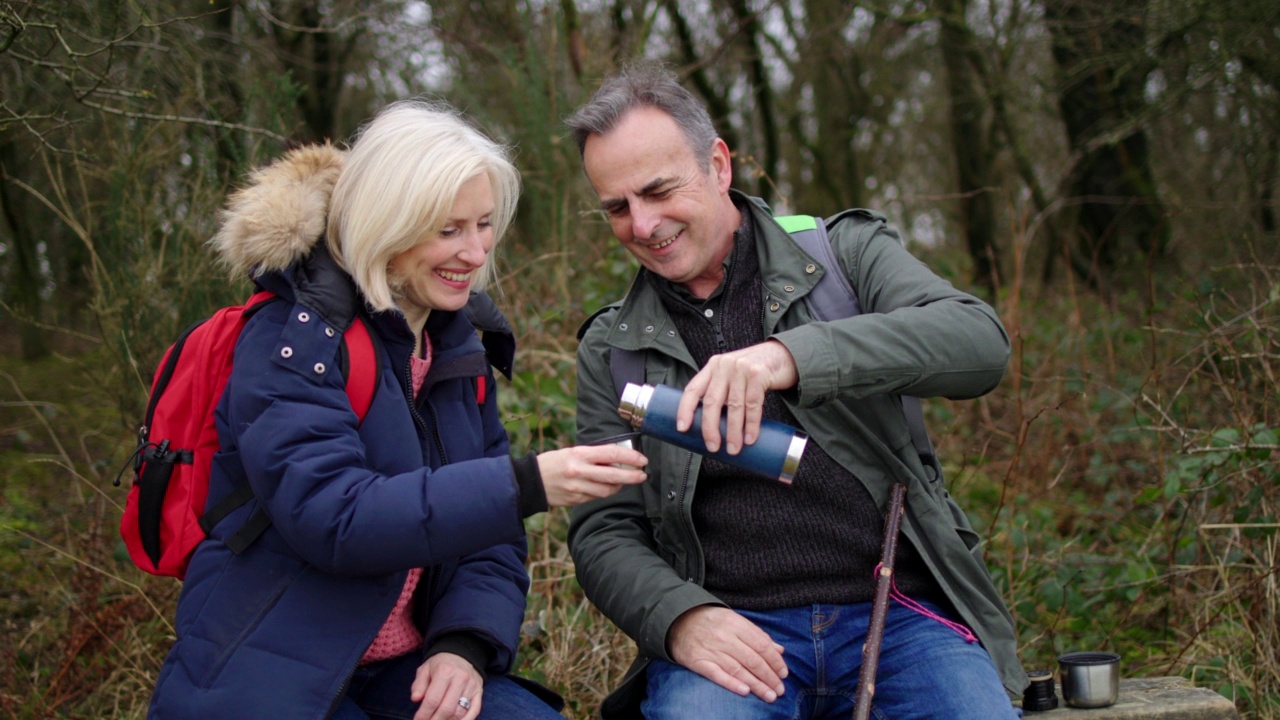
[805,264,817,274]
[619,323,629,331]
[297,312,310,323]
[325,327,335,338]
[645,325,655,333]
[784,285,795,292]
[666,490,676,500]
[280,346,293,358]
[770,302,780,312]
[313,363,326,374]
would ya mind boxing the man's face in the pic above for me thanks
[582,106,738,299]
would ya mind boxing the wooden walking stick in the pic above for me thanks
[853,482,908,720]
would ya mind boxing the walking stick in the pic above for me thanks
[853,482,908,720]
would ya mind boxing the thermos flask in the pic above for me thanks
[617,383,807,484]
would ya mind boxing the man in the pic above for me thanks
[566,62,1027,720]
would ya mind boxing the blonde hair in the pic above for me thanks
[328,99,520,312]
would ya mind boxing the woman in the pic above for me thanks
[147,100,648,719]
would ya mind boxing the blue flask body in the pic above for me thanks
[618,383,807,483]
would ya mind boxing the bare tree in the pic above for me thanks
[938,0,1001,294]
[1043,0,1168,289]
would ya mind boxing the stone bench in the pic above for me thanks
[1021,676,1239,719]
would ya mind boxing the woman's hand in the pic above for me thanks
[411,652,482,720]
[536,445,648,507]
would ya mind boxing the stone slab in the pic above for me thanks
[1021,677,1239,720]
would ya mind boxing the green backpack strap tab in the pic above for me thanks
[774,214,818,234]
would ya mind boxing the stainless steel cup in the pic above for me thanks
[591,432,642,469]
[1058,651,1120,708]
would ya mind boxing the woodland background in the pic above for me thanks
[0,0,1277,718]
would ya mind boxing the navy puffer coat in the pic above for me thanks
[148,145,532,720]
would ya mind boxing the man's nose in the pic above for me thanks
[631,203,662,240]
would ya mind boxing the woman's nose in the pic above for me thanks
[458,229,490,264]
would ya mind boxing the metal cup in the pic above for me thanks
[591,432,642,469]
[1058,651,1120,708]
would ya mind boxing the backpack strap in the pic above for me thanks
[775,215,862,320]
[338,316,378,423]
[204,295,381,551]
[609,346,646,401]
[776,214,937,467]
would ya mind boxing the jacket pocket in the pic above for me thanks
[944,493,983,554]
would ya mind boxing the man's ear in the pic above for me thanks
[710,138,734,192]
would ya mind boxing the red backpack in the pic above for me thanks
[118,290,378,579]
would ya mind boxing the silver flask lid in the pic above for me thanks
[617,382,654,428]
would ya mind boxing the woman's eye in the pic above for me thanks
[440,226,459,237]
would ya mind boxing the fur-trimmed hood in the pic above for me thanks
[211,143,345,277]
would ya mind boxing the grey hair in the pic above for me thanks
[327,98,520,312]
[565,61,718,170]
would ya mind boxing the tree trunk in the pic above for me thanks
[0,136,49,360]
[792,0,862,213]
[938,0,1000,294]
[203,0,246,181]
[1044,0,1168,289]
[726,0,779,203]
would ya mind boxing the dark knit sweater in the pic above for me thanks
[652,201,940,610]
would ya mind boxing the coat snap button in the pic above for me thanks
[770,302,781,312]
[805,264,817,274]
[280,346,293,358]
[325,327,335,337]
[313,363,326,374]
[297,312,310,323]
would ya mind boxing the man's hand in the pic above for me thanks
[668,605,789,702]
[410,652,482,720]
[675,340,799,454]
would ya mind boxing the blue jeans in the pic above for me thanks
[642,601,1020,720]
[329,652,564,720]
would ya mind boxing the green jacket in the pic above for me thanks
[569,192,1027,718]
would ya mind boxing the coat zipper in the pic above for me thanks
[404,347,445,647]
[676,454,700,583]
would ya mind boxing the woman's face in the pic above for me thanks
[389,173,495,315]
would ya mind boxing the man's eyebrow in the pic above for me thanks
[598,177,675,213]
[638,177,672,196]
[600,197,628,214]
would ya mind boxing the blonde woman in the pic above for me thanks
[148,100,646,720]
